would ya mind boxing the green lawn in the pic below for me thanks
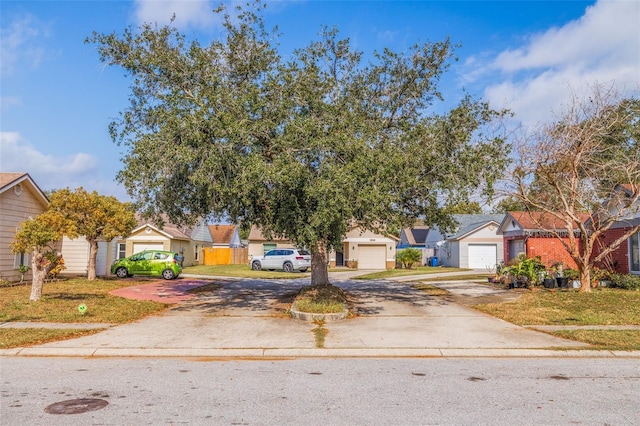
[472,288,640,351]
[183,264,309,279]
[353,266,472,279]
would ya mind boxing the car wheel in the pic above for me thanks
[162,269,175,280]
[299,268,307,272]
[283,262,294,273]
[115,267,129,279]
[251,261,262,271]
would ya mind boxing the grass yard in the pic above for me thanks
[354,266,469,279]
[0,278,169,349]
[473,288,640,351]
[473,289,640,326]
[183,264,309,279]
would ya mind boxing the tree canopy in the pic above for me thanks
[48,188,137,280]
[88,2,509,285]
[505,85,640,292]
[11,211,66,301]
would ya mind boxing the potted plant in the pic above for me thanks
[564,268,580,288]
[552,262,568,288]
[541,270,556,288]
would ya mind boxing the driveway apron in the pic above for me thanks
[22,273,587,356]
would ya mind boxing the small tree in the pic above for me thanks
[10,212,65,301]
[47,188,137,280]
[397,248,423,270]
[505,85,640,292]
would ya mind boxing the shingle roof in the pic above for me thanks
[506,211,590,230]
[208,224,236,244]
[447,214,505,239]
[402,225,429,246]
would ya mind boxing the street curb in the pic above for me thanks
[3,347,640,359]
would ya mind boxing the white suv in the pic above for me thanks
[250,248,311,272]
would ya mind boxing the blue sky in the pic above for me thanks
[1,0,639,200]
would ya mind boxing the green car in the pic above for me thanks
[111,250,182,280]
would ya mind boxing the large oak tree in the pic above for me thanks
[88,2,509,285]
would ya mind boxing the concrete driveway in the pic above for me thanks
[4,271,598,358]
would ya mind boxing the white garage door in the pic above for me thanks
[132,243,164,254]
[468,244,497,269]
[358,245,387,270]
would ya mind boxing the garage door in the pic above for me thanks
[132,243,164,254]
[468,244,497,269]
[358,245,387,269]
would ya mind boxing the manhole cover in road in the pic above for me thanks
[45,398,108,415]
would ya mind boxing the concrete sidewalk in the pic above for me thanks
[2,271,639,359]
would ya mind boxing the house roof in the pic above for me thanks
[500,211,591,234]
[248,225,290,242]
[208,224,236,244]
[401,225,429,246]
[134,214,195,241]
[446,214,505,240]
[0,172,49,206]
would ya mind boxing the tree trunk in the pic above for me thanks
[579,267,592,293]
[29,251,46,301]
[87,238,99,280]
[310,241,331,286]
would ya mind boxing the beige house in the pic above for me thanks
[115,216,214,267]
[247,226,397,270]
[0,173,50,281]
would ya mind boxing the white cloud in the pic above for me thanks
[0,96,23,112]
[133,0,224,29]
[0,131,100,190]
[0,14,48,78]
[464,0,640,127]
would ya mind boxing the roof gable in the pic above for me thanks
[447,214,505,240]
[209,224,236,244]
[0,172,49,207]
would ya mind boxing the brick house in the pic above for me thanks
[497,211,590,268]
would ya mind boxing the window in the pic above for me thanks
[13,252,31,269]
[194,245,199,261]
[631,232,639,273]
[263,244,276,254]
[117,243,126,260]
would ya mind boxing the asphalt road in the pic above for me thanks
[2,357,639,425]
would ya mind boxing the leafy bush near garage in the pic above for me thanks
[609,273,640,290]
[396,248,422,270]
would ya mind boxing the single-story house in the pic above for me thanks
[425,214,505,270]
[0,173,50,281]
[208,224,243,248]
[120,216,214,267]
[497,211,589,269]
[247,226,397,270]
[397,225,433,265]
[62,216,214,276]
[247,226,293,258]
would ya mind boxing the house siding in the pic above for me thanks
[0,179,48,281]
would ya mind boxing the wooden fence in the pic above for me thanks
[203,247,249,266]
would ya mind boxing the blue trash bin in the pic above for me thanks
[430,257,438,267]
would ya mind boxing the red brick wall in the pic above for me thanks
[503,235,578,268]
[592,228,630,274]
[527,237,578,269]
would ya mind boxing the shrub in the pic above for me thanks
[609,273,640,290]
[396,248,422,269]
